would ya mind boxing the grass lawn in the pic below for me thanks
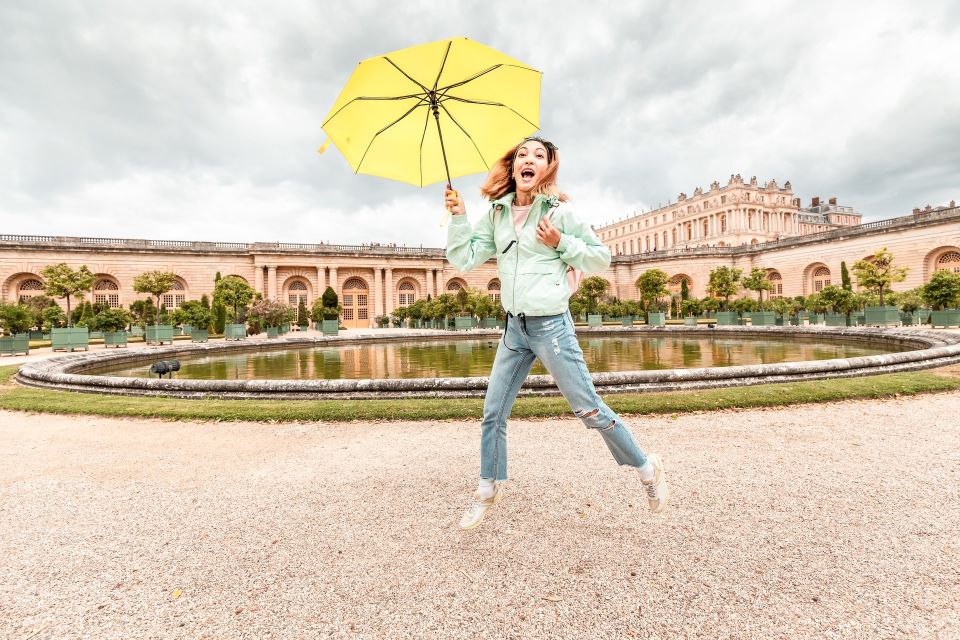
[2,363,959,422]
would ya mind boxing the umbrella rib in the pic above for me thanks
[437,102,490,172]
[438,63,540,93]
[432,41,453,92]
[382,56,430,94]
[354,101,429,175]
[440,95,539,129]
[418,103,431,187]
[322,93,428,127]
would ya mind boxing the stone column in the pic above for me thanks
[254,265,264,297]
[317,266,325,293]
[373,267,383,322]
[426,268,434,297]
[329,267,338,295]
[267,266,278,300]
[385,268,394,315]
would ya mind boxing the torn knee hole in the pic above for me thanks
[576,408,600,418]
[600,420,616,431]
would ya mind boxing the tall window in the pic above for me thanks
[342,277,368,324]
[162,280,185,309]
[94,279,120,308]
[398,281,416,306]
[288,280,308,307]
[767,271,783,298]
[813,267,831,292]
[937,251,960,273]
[487,279,501,302]
[17,279,44,301]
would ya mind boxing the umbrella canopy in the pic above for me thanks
[322,37,541,187]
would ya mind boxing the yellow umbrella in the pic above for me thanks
[321,37,541,188]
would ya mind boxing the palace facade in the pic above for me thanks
[1,199,958,329]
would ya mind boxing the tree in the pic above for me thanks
[680,277,689,301]
[0,303,33,335]
[707,266,743,310]
[129,299,156,327]
[40,263,95,327]
[20,295,55,331]
[635,269,669,312]
[179,300,215,330]
[741,267,774,311]
[213,276,256,318]
[852,248,908,306]
[133,271,177,316]
[322,286,339,309]
[819,285,858,318]
[89,307,133,333]
[212,273,226,333]
[921,270,960,310]
[578,276,610,315]
[297,298,308,325]
[840,261,852,291]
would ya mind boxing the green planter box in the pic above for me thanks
[807,313,825,325]
[864,306,900,326]
[190,329,209,343]
[622,316,635,327]
[225,323,247,341]
[279,323,290,335]
[930,309,960,328]
[481,317,499,329]
[183,324,193,336]
[89,331,103,340]
[683,317,698,326]
[130,326,144,337]
[454,316,475,331]
[586,314,603,327]
[322,319,339,336]
[788,315,801,326]
[918,309,932,324]
[51,327,89,352]
[172,327,183,336]
[646,312,666,327]
[899,312,919,326]
[715,311,738,326]
[28,330,45,340]
[266,326,279,338]
[103,331,128,348]
[749,311,776,326]
[299,323,309,331]
[0,333,30,356]
[825,313,850,327]
[146,324,174,345]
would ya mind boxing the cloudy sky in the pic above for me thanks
[1,1,958,248]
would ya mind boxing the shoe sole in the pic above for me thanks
[458,488,504,531]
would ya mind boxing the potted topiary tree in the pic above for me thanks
[91,307,132,348]
[453,288,475,330]
[893,288,924,325]
[819,285,858,326]
[707,266,743,325]
[681,297,702,326]
[854,248,908,326]
[635,269,668,327]
[922,270,960,328]
[742,267,775,326]
[41,263,95,352]
[578,275,610,327]
[179,300,214,343]
[0,303,32,355]
[213,276,256,340]
[248,300,292,338]
[133,270,177,345]
[317,286,341,335]
[297,299,309,331]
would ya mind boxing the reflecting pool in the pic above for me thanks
[87,334,908,381]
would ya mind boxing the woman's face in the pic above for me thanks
[512,141,549,194]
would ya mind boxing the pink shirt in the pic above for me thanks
[510,202,583,296]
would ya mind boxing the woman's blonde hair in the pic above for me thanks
[479,138,569,203]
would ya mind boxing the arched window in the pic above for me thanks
[18,279,44,301]
[767,271,783,298]
[937,251,960,273]
[162,279,186,309]
[94,279,120,308]
[813,267,830,292]
[487,279,501,302]
[398,281,416,306]
[288,280,309,307]
[446,280,463,292]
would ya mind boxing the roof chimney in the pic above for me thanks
[828,197,837,205]
[811,196,820,207]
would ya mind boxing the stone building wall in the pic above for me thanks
[1,205,958,327]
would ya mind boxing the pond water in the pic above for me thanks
[87,334,907,381]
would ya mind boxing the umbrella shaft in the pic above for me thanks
[431,106,453,188]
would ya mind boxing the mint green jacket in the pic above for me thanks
[446,192,611,316]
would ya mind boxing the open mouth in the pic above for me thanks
[520,169,535,180]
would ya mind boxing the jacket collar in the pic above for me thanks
[492,192,561,210]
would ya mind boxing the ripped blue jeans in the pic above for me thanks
[479,310,648,481]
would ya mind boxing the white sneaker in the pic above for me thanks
[641,453,668,513]
[458,484,503,530]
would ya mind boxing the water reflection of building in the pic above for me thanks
[1,190,957,328]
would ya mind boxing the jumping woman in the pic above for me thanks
[445,136,668,530]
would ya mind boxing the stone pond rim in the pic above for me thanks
[15,326,960,400]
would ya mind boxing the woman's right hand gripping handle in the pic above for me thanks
[445,186,465,216]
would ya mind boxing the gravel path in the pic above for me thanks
[1,393,959,639]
